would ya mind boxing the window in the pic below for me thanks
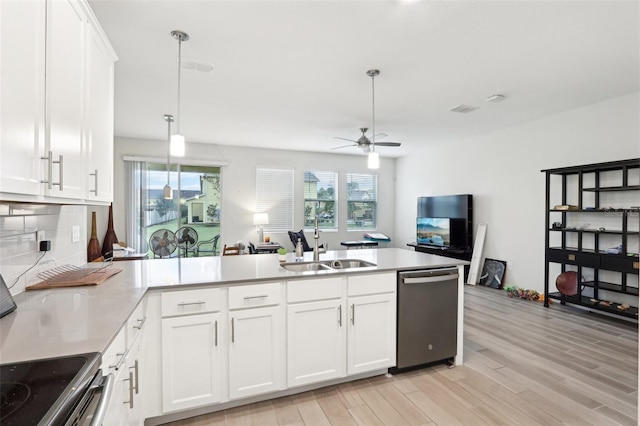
[256,168,294,232]
[304,171,337,230]
[347,173,377,230]
[124,160,222,258]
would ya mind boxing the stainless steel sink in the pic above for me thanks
[280,262,333,272]
[280,259,377,272]
[326,259,377,269]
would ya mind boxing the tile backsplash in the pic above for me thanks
[0,203,88,295]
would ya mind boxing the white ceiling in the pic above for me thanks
[89,0,639,158]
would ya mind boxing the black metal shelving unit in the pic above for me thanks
[542,159,640,320]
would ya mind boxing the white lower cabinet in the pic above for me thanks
[147,273,396,420]
[287,299,345,387]
[102,302,147,426]
[286,273,396,388]
[161,313,222,411]
[347,273,397,375]
[101,327,128,426]
[286,277,345,388]
[228,283,283,399]
[160,288,222,413]
[347,293,396,375]
[125,334,143,426]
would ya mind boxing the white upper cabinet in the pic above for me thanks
[0,1,46,196]
[0,0,116,204]
[85,19,116,202]
[46,0,86,200]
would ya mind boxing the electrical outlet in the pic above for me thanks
[72,226,80,243]
[36,230,45,244]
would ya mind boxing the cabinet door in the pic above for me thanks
[161,313,222,412]
[84,21,115,202]
[102,362,128,426]
[287,300,345,387]
[0,0,46,197]
[125,334,143,426]
[347,293,396,375]
[229,306,283,399]
[46,0,86,199]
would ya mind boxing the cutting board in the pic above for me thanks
[26,267,123,290]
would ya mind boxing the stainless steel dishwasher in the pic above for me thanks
[395,267,459,370]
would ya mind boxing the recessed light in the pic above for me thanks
[485,94,506,103]
[450,104,478,113]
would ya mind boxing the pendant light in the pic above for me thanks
[170,30,189,157]
[163,114,174,199]
[366,69,380,169]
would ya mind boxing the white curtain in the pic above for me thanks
[124,160,149,253]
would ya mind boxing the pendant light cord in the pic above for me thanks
[176,37,182,135]
[166,116,172,183]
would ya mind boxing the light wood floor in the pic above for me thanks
[164,285,638,426]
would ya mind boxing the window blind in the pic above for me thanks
[256,168,294,232]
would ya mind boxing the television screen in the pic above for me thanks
[417,217,451,247]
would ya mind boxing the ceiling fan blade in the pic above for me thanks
[331,144,356,150]
[374,142,401,147]
[373,132,388,139]
[334,137,357,143]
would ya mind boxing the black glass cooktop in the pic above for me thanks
[0,353,99,425]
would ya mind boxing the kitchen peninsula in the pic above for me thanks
[0,248,467,425]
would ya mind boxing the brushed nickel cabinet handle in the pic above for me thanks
[133,317,146,330]
[231,317,235,343]
[214,320,218,347]
[90,169,98,195]
[41,151,53,189]
[243,294,269,300]
[338,305,342,326]
[177,300,205,307]
[123,371,134,408]
[351,304,355,325]
[129,360,139,394]
[53,154,63,190]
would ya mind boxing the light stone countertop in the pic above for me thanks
[0,248,467,364]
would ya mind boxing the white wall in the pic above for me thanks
[112,140,396,253]
[395,92,640,293]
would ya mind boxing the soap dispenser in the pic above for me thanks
[295,238,304,261]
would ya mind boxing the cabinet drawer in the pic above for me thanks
[348,273,396,296]
[547,249,600,268]
[287,277,343,303]
[229,282,281,309]
[126,300,146,346]
[101,326,126,373]
[162,287,221,317]
[601,255,640,273]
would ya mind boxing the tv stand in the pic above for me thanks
[407,242,472,279]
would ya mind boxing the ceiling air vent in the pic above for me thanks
[450,104,478,113]
[180,57,215,74]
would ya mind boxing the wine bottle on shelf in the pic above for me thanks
[87,212,102,262]
[101,203,119,258]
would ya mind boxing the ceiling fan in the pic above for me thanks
[332,70,402,164]
[332,127,401,153]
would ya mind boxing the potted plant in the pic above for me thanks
[277,247,287,262]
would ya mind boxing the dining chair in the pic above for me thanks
[222,244,241,256]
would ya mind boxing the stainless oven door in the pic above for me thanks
[64,371,114,426]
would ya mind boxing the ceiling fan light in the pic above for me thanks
[368,151,380,169]
[170,134,185,157]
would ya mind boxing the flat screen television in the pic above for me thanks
[417,194,473,249]
[417,217,466,248]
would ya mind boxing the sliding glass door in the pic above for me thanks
[126,161,222,258]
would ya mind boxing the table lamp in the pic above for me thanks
[253,213,269,243]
